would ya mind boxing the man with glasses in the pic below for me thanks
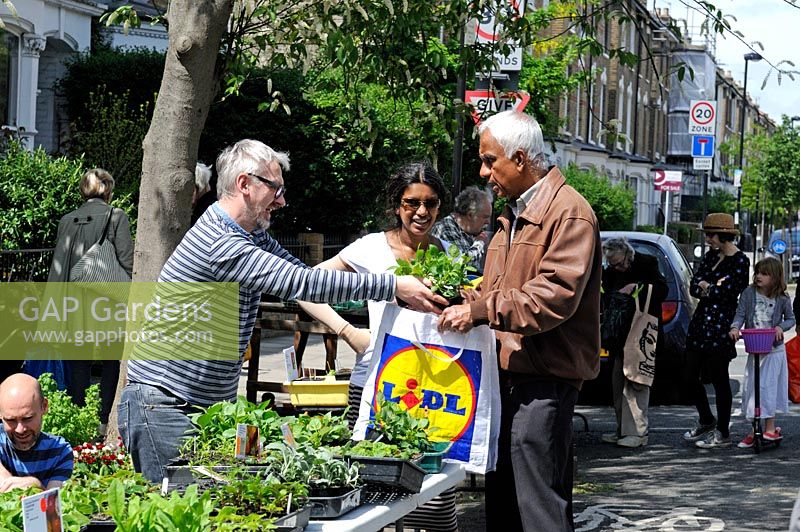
[121,139,447,483]
[432,186,493,274]
[600,237,667,449]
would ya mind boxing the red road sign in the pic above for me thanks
[465,90,530,124]
[689,100,717,135]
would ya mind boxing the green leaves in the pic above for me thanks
[38,373,101,446]
[391,245,474,300]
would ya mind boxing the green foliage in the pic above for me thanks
[390,245,474,299]
[289,411,351,447]
[183,396,284,463]
[562,164,635,231]
[0,142,85,249]
[109,482,214,532]
[66,88,151,231]
[336,439,414,459]
[39,373,100,446]
[370,392,434,454]
[260,442,360,491]
[210,475,307,520]
[706,188,736,215]
[636,225,662,235]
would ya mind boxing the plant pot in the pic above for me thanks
[308,486,363,519]
[413,441,451,474]
[347,455,426,493]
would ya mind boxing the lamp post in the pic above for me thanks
[736,52,762,259]
[792,115,800,128]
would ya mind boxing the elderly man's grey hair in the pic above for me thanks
[454,186,493,216]
[477,110,547,171]
[215,139,290,198]
[602,237,635,260]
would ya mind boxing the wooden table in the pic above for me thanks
[246,300,368,403]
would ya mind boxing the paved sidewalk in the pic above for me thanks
[240,321,800,531]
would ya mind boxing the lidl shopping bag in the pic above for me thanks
[354,303,500,474]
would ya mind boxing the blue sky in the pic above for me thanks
[653,0,800,123]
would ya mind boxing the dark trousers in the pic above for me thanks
[690,359,732,438]
[486,377,578,532]
[68,360,120,423]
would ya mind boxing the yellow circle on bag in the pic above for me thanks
[374,344,477,441]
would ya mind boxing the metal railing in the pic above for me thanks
[0,249,54,282]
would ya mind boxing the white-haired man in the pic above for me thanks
[121,139,446,483]
[438,111,602,531]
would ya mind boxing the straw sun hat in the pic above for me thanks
[701,213,739,235]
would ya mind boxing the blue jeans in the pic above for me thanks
[118,382,196,483]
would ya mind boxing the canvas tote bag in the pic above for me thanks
[69,207,131,305]
[354,303,500,474]
[622,285,657,386]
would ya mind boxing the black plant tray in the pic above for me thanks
[308,486,363,519]
[80,519,115,531]
[348,456,426,493]
[274,503,312,532]
[162,464,267,494]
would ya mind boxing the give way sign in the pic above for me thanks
[465,90,530,124]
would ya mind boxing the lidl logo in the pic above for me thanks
[371,333,482,462]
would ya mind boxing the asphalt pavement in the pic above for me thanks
[242,289,800,532]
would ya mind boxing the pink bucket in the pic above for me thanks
[740,328,775,354]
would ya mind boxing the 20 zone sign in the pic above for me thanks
[689,100,717,135]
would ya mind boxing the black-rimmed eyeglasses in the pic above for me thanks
[400,198,441,211]
[247,173,286,199]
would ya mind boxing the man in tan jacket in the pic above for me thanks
[439,110,602,531]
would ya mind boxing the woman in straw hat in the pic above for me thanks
[682,213,750,449]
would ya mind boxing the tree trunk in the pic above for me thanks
[107,0,234,444]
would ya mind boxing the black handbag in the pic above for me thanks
[601,291,636,355]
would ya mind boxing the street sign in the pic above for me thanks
[688,100,717,135]
[475,1,524,71]
[733,169,743,187]
[653,170,682,192]
[693,158,712,170]
[465,90,530,124]
[691,135,715,158]
[771,239,788,254]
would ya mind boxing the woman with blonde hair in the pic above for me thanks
[47,168,133,435]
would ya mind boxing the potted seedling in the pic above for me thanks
[390,245,475,307]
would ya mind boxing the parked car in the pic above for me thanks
[578,231,698,406]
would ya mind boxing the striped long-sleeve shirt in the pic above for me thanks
[0,432,73,486]
[127,203,395,406]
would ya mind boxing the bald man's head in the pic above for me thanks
[0,373,48,451]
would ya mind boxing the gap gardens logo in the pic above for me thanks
[371,333,482,463]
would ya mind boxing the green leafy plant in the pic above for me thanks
[289,411,351,447]
[39,373,100,446]
[334,439,415,460]
[182,396,284,464]
[0,142,85,249]
[369,392,435,454]
[260,442,360,492]
[210,475,307,521]
[108,482,214,532]
[390,245,475,300]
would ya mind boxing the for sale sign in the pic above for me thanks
[653,170,682,192]
[689,100,717,135]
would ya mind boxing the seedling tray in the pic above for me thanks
[80,520,115,531]
[348,456,426,493]
[162,464,267,494]
[308,486,363,519]
[274,503,312,532]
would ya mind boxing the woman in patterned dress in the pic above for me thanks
[681,213,750,448]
